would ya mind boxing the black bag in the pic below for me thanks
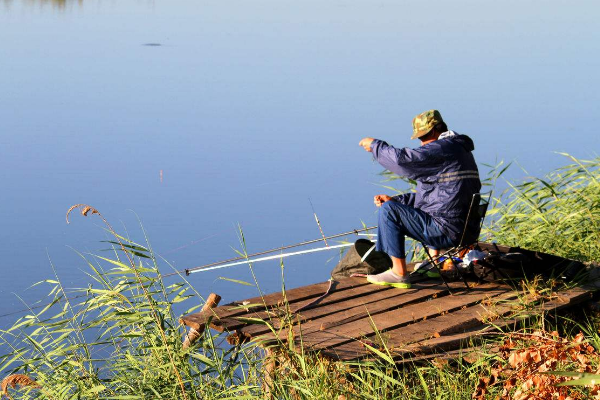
[473,250,587,283]
[331,239,391,279]
[472,252,530,282]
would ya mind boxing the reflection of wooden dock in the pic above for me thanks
[181,247,595,362]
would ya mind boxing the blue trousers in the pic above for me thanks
[376,201,455,259]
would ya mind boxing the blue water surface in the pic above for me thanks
[0,0,599,326]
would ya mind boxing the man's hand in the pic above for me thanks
[374,194,392,207]
[359,137,375,152]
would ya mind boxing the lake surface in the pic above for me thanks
[1,0,599,326]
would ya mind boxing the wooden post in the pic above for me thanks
[182,293,221,349]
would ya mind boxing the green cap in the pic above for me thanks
[411,109,444,139]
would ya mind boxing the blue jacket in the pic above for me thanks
[370,132,481,242]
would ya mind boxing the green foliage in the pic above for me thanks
[259,348,496,399]
[0,236,258,399]
[551,371,600,387]
[484,155,600,262]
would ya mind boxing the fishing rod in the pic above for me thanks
[185,243,354,275]
[162,226,377,277]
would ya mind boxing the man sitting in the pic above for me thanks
[359,110,481,289]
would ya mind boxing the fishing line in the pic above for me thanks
[0,293,89,320]
[162,233,222,255]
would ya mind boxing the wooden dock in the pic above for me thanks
[181,245,596,362]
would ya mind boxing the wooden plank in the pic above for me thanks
[307,283,508,343]
[294,285,509,351]
[240,281,464,341]
[296,280,445,324]
[476,242,515,253]
[224,276,367,309]
[182,261,428,329]
[404,286,594,356]
[384,292,520,347]
[218,279,399,332]
[257,283,510,352]
[320,292,520,361]
[321,286,594,361]
[181,277,369,331]
[181,261,430,331]
[222,279,446,335]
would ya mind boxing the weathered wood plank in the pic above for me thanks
[320,292,520,361]
[240,281,465,341]
[182,262,429,332]
[383,292,520,346]
[218,279,401,332]
[226,280,449,337]
[181,277,370,331]
[294,285,509,351]
[257,283,510,352]
[404,286,594,356]
[320,286,594,361]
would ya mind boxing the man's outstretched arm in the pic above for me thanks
[360,137,443,181]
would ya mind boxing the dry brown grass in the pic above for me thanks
[65,203,99,224]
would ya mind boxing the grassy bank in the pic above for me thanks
[1,156,599,399]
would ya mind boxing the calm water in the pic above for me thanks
[1,0,599,326]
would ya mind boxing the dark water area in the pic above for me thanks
[1,0,599,328]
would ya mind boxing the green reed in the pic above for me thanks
[484,154,600,262]
[0,227,259,399]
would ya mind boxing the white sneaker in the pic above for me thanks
[366,270,412,289]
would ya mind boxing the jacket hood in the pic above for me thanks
[445,133,475,152]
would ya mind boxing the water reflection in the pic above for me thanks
[2,0,83,10]
[2,0,154,11]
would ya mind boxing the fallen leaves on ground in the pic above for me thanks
[472,330,600,400]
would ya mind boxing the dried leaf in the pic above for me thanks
[529,350,542,363]
[576,353,589,366]
[66,204,100,224]
[1,374,39,394]
[472,377,490,399]
[477,330,598,400]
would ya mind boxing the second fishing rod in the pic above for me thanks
[162,226,378,277]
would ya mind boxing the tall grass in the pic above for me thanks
[484,154,600,262]
[1,156,599,399]
[1,206,258,399]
